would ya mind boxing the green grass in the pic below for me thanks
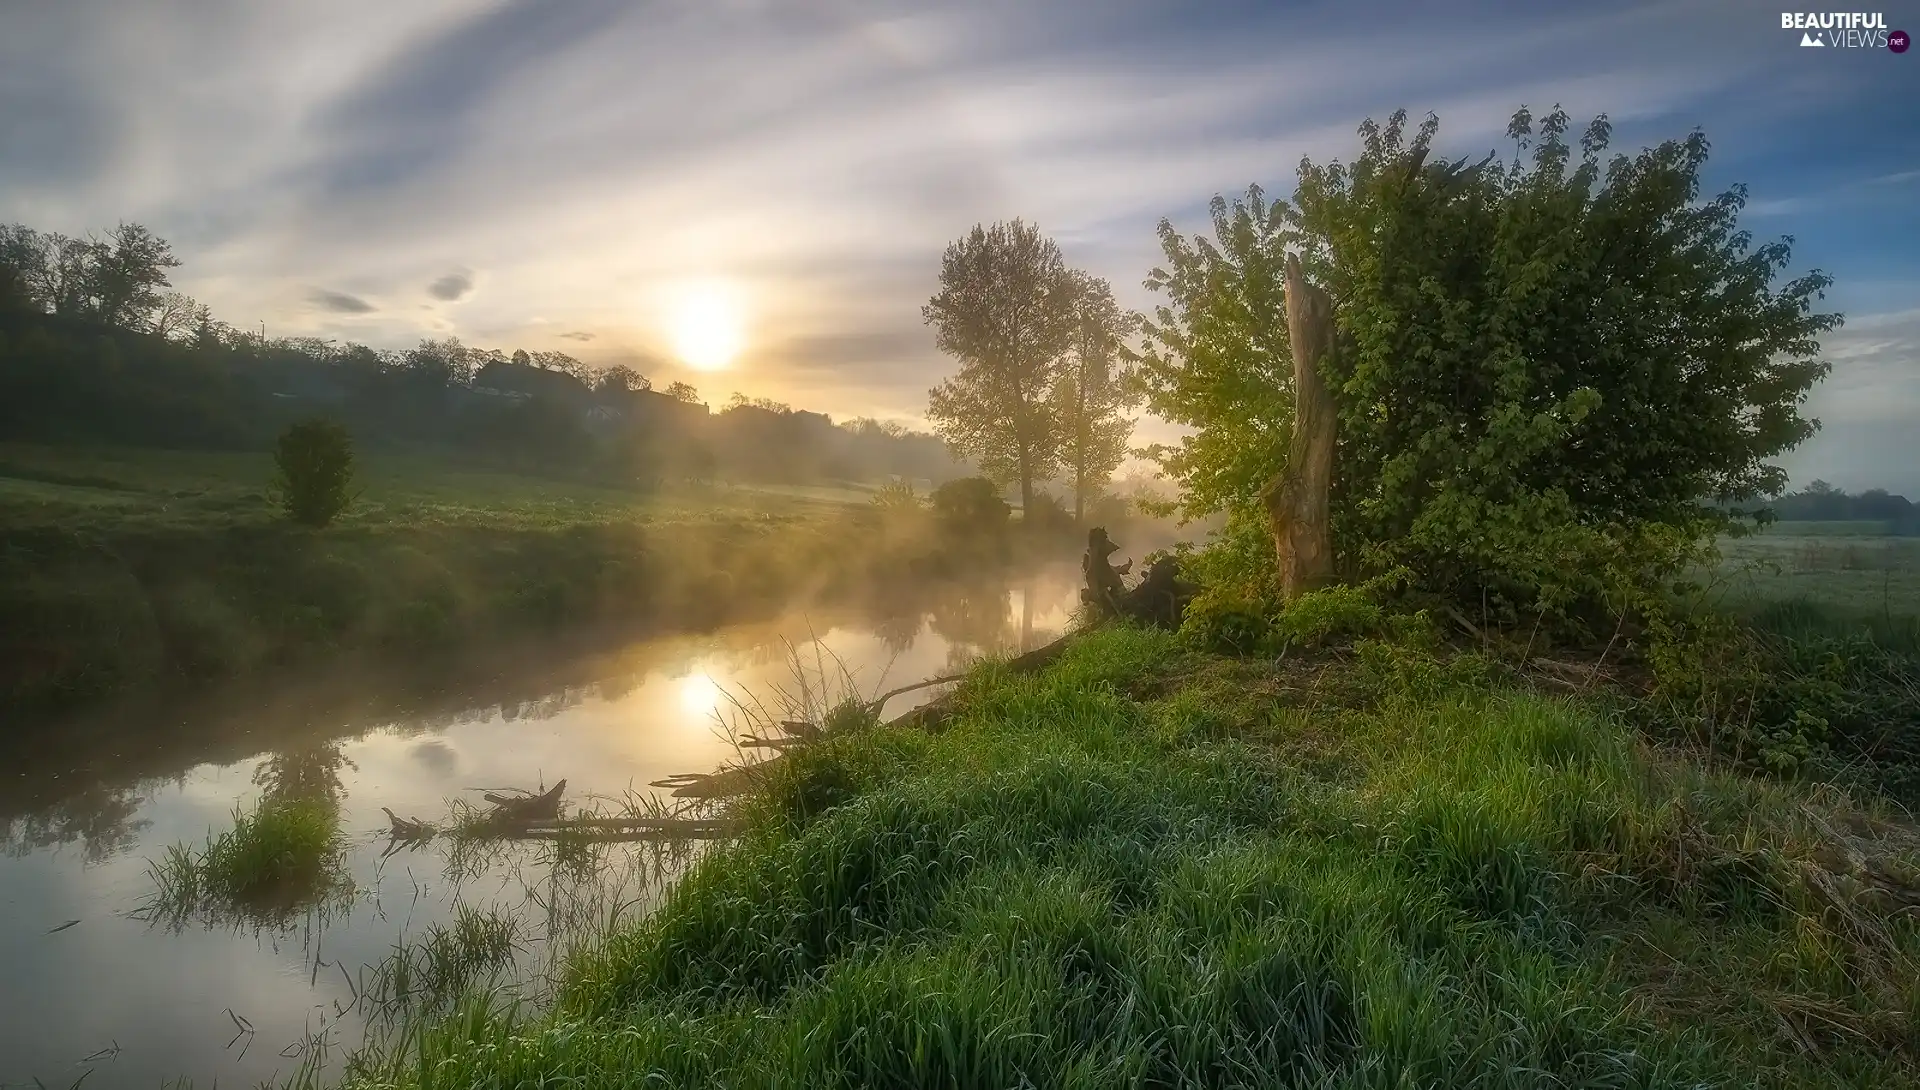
[0,441,867,534]
[1711,527,1920,627]
[327,627,1920,1089]
[362,905,528,1014]
[140,797,353,929]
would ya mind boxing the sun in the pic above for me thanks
[670,282,744,371]
[679,672,722,718]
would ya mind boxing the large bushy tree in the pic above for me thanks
[0,222,180,329]
[924,219,1078,516]
[1140,107,1841,618]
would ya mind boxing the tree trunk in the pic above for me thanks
[1261,252,1337,600]
[1074,366,1088,524]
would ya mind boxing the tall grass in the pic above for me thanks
[328,627,1920,1089]
[138,797,352,929]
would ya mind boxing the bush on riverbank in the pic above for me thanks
[331,626,1920,1089]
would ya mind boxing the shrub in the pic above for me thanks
[870,478,920,513]
[1272,583,1383,647]
[1178,588,1276,655]
[269,418,356,527]
[930,477,1010,537]
[1021,489,1076,538]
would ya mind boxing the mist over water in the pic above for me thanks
[0,566,1081,1089]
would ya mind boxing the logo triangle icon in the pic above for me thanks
[1800,31,1824,46]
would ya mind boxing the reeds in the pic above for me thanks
[137,798,354,930]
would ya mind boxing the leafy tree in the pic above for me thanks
[0,221,180,329]
[596,364,650,393]
[1134,189,1298,520]
[923,219,1078,517]
[402,337,474,388]
[89,223,181,329]
[1142,107,1840,617]
[148,291,209,341]
[270,419,357,527]
[1053,271,1139,523]
[664,381,702,404]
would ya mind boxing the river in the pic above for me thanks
[0,565,1083,1089]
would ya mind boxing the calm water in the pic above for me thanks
[0,566,1081,1089]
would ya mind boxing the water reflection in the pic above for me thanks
[0,564,1082,1088]
[4,784,151,864]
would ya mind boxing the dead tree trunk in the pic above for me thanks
[1261,252,1337,600]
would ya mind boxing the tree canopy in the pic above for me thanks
[1139,107,1841,616]
[924,219,1080,513]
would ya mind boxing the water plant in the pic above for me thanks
[138,796,353,930]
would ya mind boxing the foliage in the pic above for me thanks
[0,221,182,330]
[1133,186,1298,521]
[1177,574,1400,656]
[1176,587,1275,655]
[869,478,920,514]
[1020,489,1077,540]
[929,476,1011,538]
[1272,582,1385,646]
[1053,271,1140,521]
[1139,107,1841,619]
[923,219,1078,510]
[1642,603,1920,789]
[1769,480,1917,527]
[270,418,357,527]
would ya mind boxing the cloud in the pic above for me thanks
[308,287,375,314]
[557,330,594,341]
[410,738,458,776]
[427,269,474,301]
[1780,305,1920,494]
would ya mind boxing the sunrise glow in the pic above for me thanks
[670,282,744,371]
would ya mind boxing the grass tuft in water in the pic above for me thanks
[139,797,352,929]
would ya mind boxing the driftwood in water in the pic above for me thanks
[1260,252,1338,601]
[382,803,738,843]
[382,807,435,839]
[481,778,567,821]
[657,633,1080,800]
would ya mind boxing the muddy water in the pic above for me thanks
[0,566,1082,1089]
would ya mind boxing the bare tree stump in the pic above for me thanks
[1261,252,1337,600]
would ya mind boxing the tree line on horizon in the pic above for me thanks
[0,222,968,490]
[1769,479,1918,529]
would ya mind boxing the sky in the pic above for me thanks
[1,0,1915,492]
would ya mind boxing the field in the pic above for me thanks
[0,443,961,717]
[1711,521,1920,636]
[0,442,878,533]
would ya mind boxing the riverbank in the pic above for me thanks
[1,443,1046,716]
[331,623,1920,1089]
